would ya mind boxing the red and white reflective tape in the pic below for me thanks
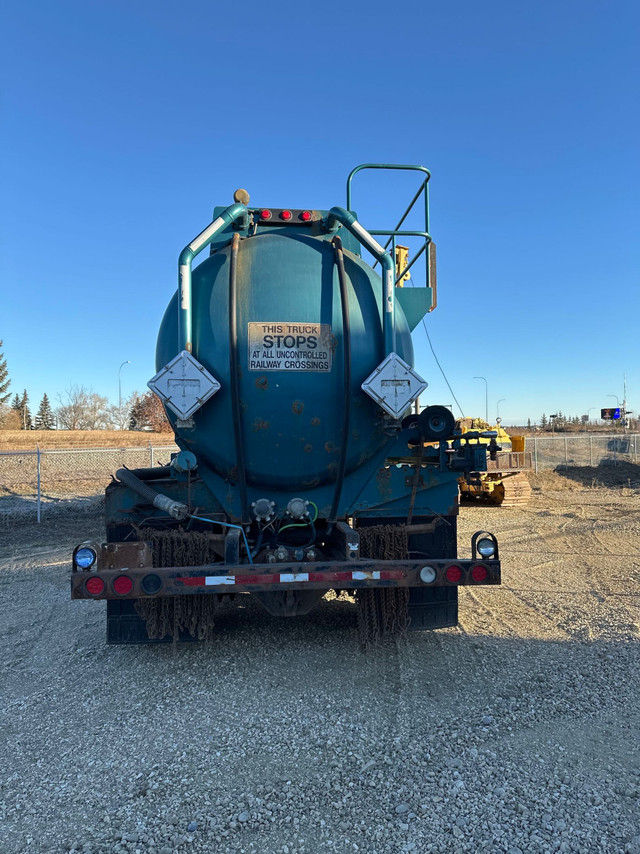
[176,569,404,588]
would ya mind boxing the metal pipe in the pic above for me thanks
[346,163,431,210]
[178,202,248,353]
[473,376,489,423]
[36,444,41,524]
[329,236,351,522]
[326,206,396,354]
[228,232,249,522]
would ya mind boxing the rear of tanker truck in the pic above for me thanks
[71,164,501,645]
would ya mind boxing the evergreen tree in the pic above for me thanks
[540,413,548,428]
[19,389,32,430]
[527,418,531,428]
[0,340,10,405]
[35,393,55,430]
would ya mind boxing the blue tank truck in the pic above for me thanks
[71,164,501,645]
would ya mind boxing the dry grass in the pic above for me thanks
[528,461,640,491]
[0,430,174,451]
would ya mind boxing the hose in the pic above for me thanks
[116,467,189,521]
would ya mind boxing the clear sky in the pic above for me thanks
[1,0,638,426]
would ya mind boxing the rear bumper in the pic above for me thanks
[71,554,501,600]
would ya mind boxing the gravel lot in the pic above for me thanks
[1,475,639,854]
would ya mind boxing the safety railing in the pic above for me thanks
[346,163,433,292]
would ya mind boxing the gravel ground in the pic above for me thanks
[1,481,639,854]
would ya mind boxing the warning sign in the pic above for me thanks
[248,322,332,372]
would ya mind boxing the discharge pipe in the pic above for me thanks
[178,202,249,353]
[116,468,189,521]
[326,207,396,355]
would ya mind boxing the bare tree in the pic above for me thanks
[56,385,111,430]
[129,391,172,432]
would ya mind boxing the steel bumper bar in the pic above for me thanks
[71,557,501,600]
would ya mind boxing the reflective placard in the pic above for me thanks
[248,322,332,371]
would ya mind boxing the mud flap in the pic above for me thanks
[407,587,458,630]
[106,599,199,644]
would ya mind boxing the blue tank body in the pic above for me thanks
[156,231,415,494]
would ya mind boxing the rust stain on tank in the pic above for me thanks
[302,477,321,488]
[292,400,304,415]
[324,441,336,454]
[255,375,268,390]
[304,444,313,454]
[252,418,269,431]
[311,417,320,427]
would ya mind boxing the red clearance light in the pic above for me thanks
[280,210,292,221]
[300,210,312,222]
[260,209,272,221]
[445,565,463,583]
[113,575,133,595]
[472,564,488,582]
[86,576,105,596]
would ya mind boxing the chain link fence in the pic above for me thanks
[0,443,177,527]
[1,434,638,528]
[527,434,639,471]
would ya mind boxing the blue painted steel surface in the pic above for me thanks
[156,229,424,517]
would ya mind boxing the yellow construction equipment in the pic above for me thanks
[456,418,533,508]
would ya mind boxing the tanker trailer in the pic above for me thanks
[71,164,501,645]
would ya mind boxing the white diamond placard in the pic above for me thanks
[148,350,221,420]
[361,352,428,419]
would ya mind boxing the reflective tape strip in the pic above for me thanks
[350,220,385,256]
[385,268,394,312]
[279,573,310,583]
[176,569,405,587]
[188,216,226,253]
[179,265,190,310]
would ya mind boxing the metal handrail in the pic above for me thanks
[345,164,432,287]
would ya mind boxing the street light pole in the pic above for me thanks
[118,360,131,428]
[497,398,506,421]
[473,376,488,424]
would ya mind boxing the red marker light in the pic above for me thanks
[445,565,463,583]
[260,209,272,221]
[113,575,133,595]
[472,565,488,582]
[300,210,312,222]
[280,210,292,221]
[86,576,105,596]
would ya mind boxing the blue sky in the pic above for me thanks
[1,0,638,426]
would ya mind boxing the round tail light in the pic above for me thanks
[113,575,133,595]
[472,564,488,582]
[259,209,272,221]
[85,576,105,596]
[420,566,437,584]
[280,210,292,221]
[300,210,312,222]
[141,573,162,595]
[445,565,463,583]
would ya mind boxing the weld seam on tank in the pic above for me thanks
[329,235,351,523]
[228,231,249,522]
[115,468,188,521]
